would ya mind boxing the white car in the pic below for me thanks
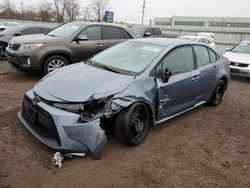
[197,32,215,41]
[179,36,216,48]
[224,41,250,77]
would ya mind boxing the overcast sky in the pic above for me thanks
[12,0,250,24]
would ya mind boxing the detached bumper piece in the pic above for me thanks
[18,93,107,160]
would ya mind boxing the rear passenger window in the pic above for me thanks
[152,28,161,35]
[119,29,131,39]
[194,46,210,66]
[103,26,121,39]
[208,49,218,62]
[162,46,195,74]
[20,27,40,35]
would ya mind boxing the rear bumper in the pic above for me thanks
[18,91,107,159]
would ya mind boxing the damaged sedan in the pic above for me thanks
[18,38,230,159]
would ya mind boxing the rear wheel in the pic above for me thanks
[208,80,226,106]
[43,55,69,75]
[115,102,150,146]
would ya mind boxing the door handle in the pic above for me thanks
[191,75,200,81]
[96,44,103,47]
[159,98,170,108]
[212,66,218,71]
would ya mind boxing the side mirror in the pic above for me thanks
[13,32,21,36]
[226,48,230,52]
[76,34,88,41]
[144,32,151,37]
[162,67,172,83]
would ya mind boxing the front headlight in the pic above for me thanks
[19,43,43,51]
[52,103,84,113]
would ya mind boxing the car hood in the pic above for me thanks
[10,34,64,44]
[34,63,135,102]
[224,51,250,64]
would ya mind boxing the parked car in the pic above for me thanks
[0,25,53,59]
[0,21,19,31]
[179,36,216,48]
[197,32,215,41]
[224,41,250,77]
[18,38,230,159]
[131,26,162,37]
[6,22,136,74]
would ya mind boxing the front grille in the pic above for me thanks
[230,68,248,75]
[9,43,21,51]
[22,95,61,146]
[230,62,249,68]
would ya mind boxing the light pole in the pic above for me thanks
[141,0,146,25]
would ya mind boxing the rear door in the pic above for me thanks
[194,45,218,102]
[70,25,103,62]
[101,26,131,50]
[155,45,200,120]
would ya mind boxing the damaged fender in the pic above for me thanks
[63,119,107,160]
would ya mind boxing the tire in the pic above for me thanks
[208,80,226,106]
[0,43,7,59]
[115,102,150,146]
[43,55,69,75]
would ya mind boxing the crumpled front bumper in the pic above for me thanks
[18,91,107,160]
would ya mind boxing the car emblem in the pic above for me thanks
[33,95,41,104]
[234,62,239,66]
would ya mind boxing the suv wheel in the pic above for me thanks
[208,80,226,106]
[0,43,7,59]
[43,55,69,75]
[115,102,150,146]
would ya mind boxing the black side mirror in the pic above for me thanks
[13,32,21,36]
[162,67,172,83]
[144,32,151,37]
[76,34,88,41]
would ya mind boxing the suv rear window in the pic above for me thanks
[20,27,40,35]
[103,26,121,39]
[152,28,161,35]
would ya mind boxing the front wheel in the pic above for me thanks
[43,55,69,75]
[208,80,226,106]
[115,102,150,146]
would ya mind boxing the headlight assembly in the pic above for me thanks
[19,43,43,51]
[52,103,84,113]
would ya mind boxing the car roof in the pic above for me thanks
[130,38,202,47]
[69,21,130,29]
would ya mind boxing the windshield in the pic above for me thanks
[132,26,146,35]
[231,42,250,54]
[47,23,80,37]
[91,41,164,75]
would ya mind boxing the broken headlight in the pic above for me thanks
[52,103,84,113]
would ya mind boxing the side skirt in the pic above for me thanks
[155,101,207,125]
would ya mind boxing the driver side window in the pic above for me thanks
[162,46,195,75]
[79,26,101,40]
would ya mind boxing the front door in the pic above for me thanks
[70,26,104,62]
[155,46,200,121]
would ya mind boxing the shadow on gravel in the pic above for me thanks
[231,75,250,83]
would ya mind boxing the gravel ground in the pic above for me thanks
[0,60,250,188]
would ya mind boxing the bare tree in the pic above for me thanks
[53,0,67,22]
[65,0,80,22]
[88,0,109,22]
[38,1,54,22]
[0,0,16,19]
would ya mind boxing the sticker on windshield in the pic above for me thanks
[141,46,161,52]
[70,26,79,29]
[240,43,248,45]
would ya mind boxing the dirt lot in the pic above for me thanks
[0,60,249,188]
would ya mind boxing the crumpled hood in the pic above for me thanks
[10,34,64,44]
[224,52,250,64]
[34,63,135,102]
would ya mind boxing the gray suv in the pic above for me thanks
[6,22,136,74]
